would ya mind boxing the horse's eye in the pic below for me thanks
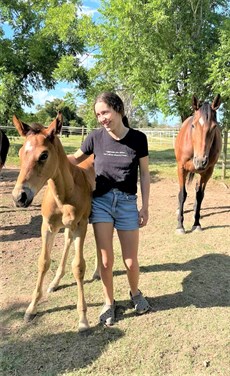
[192,124,195,128]
[39,152,48,162]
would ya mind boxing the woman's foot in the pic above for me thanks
[99,301,116,326]
[130,290,151,314]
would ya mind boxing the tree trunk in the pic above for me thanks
[222,128,228,179]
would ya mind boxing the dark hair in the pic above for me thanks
[94,92,130,128]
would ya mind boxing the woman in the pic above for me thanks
[70,92,151,326]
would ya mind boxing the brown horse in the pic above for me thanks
[174,94,222,234]
[0,129,10,170]
[12,113,95,331]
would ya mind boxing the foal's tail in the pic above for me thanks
[188,172,195,185]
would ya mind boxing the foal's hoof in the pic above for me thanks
[47,285,57,293]
[78,321,90,332]
[175,228,186,235]
[92,271,101,281]
[24,312,37,323]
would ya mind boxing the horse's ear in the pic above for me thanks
[56,111,63,134]
[211,94,221,111]
[12,115,31,137]
[46,112,63,141]
[192,95,201,111]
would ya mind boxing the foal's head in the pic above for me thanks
[191,94,221,170]
[12,113,63,207]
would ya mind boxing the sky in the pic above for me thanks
[2,0,180,126]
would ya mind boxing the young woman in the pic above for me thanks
[70,92,151,326]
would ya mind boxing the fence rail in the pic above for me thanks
[1,125,229,150]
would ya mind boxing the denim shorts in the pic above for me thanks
[89,189,139,230]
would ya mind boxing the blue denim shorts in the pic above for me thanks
[89,189,139,230]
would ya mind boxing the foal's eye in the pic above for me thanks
[39,152,48,162]
[192,124,195,128]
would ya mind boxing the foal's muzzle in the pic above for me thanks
[12,186,34,208]
[193,156,209,170]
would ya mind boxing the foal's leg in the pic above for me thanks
[47,228,73,292]
[24,221,57,322]
[192,168,214,231]
[72,219,89,331]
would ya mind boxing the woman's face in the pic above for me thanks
[95,101,122,132]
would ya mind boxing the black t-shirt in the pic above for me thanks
[81,127,148,197]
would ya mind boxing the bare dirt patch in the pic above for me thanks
[1,167,230,376]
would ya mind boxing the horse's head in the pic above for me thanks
[191,94,221,170]
[12,113,63,207]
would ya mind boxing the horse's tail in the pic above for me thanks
[188,172,195,185]
[0,129,10,169]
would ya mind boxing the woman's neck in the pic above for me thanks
[108,123,129,140]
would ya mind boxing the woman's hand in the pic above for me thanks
[138,207,149,227]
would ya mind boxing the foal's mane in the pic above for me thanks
[28,123,46,135]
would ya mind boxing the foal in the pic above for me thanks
[12,113,95,331]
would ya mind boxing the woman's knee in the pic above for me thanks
[124,258,139,272]
[101,257,114,271]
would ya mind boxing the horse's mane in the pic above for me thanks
[199,102,215,123]
[28,123,45,134]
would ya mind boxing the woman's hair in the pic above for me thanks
[94,92,130,128]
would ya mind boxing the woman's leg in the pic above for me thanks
[118,228,151,314]
[93,222,114,305]
[117,229,140,296]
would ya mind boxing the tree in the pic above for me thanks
[0,0,89,126]
[208,19,230,178]
[81,0,229,122]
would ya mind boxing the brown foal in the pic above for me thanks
[12,113,95,331]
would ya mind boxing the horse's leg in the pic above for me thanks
[192,167,214,231]
[24,221,57,322]
[176,168,188,234]
[47,228,73,292]
[72,219,89,331]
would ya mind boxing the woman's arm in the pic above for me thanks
[139,156,150,227]
[67,148,89,165]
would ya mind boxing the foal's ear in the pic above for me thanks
[12,115,31,137]
[192,95,201,111]
[211,94,221,111]
[46,112,63,141]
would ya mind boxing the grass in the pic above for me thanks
[6,135,230,183]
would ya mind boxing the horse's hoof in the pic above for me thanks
[176,228,185,235]
[78,321,90,332]
[24,312,37,323]
[47,285,57,293]
[192,225,202,232]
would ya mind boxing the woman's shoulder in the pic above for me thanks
[87,127,103,138]
[129,128,147,139]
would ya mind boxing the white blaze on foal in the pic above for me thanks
[25,140,34,152]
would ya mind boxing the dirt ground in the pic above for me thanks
[1,166,229,300]
[1,167,230,376]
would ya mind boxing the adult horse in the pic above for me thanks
[174,94,222,234]
[0,129,10,170]
[12,113,95,331]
